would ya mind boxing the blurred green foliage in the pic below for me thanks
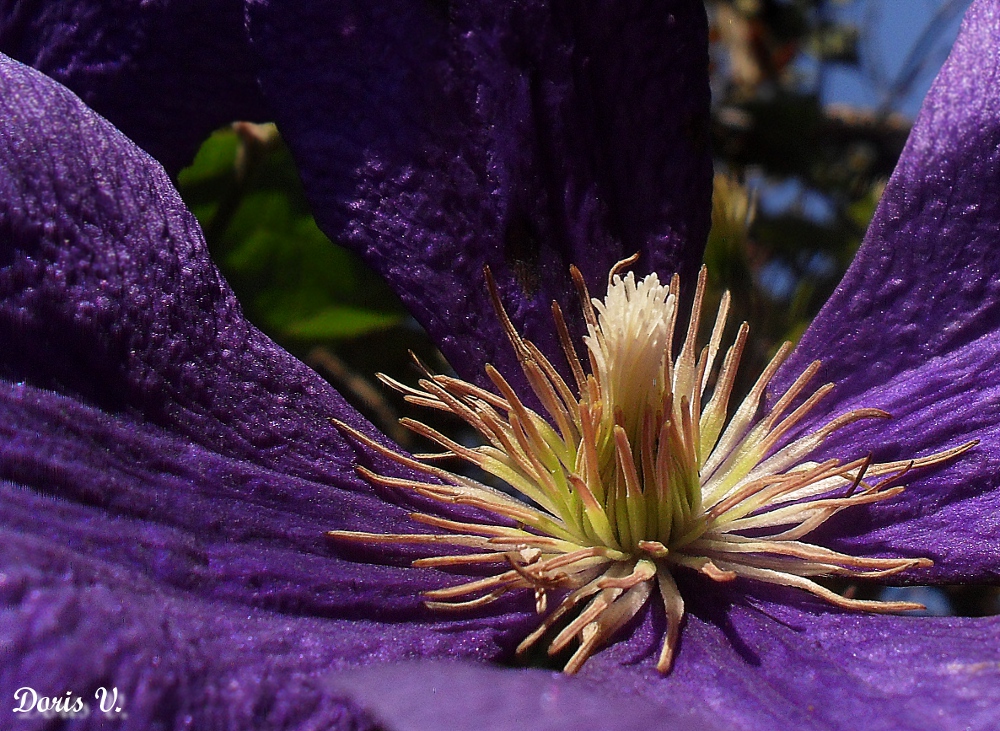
[177,124,404,343]
[176,123,443,445]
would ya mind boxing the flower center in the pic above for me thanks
[328,258,973,674]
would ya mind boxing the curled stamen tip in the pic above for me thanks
[702,562,737,582]
[655,646,677,674]
[519,547,542,563]
[637,540,670,558]
[608,252,641,285]
[535,590,548,614]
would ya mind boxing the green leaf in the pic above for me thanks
[282,306,401,339]
[177,125,406,346]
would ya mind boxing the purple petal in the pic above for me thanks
[0,49,514,588]
[327,661,726,731]
[0,513,518,729]
[582,581,1000,731]
[0,50,372,482]
[246,0,712,387]
[777,330,1000,582]
[0,53,542,728]
[0,49,532,617]
[779,0,1000,401]
[0,0,266,174]
[0,382,485,617]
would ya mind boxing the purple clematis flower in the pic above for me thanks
[3,1,1000,730]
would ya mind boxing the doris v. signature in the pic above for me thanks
[12,686,125,720]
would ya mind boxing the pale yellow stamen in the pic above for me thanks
[328,260,976,674]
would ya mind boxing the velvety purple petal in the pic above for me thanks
[0,507,523,730]
[0,381,498,617]
[0,0,266,174]
[772,329,1000,583]
[581,580,1000,731]
[326,661,726,731]
[246,0,712,389]
[0,55,547,729]
[0,49,537,619]
[0,51,384,484]
[0,390,542,728]
[777,0,1000,402]
[1,573,379,730]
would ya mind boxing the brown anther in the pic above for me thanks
[845,453,874,498]
[608,252,641,286]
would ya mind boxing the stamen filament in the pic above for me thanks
[329,260,974,676]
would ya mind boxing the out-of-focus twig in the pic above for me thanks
[307,346,409,446]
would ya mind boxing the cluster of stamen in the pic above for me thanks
[329,257,973,674]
